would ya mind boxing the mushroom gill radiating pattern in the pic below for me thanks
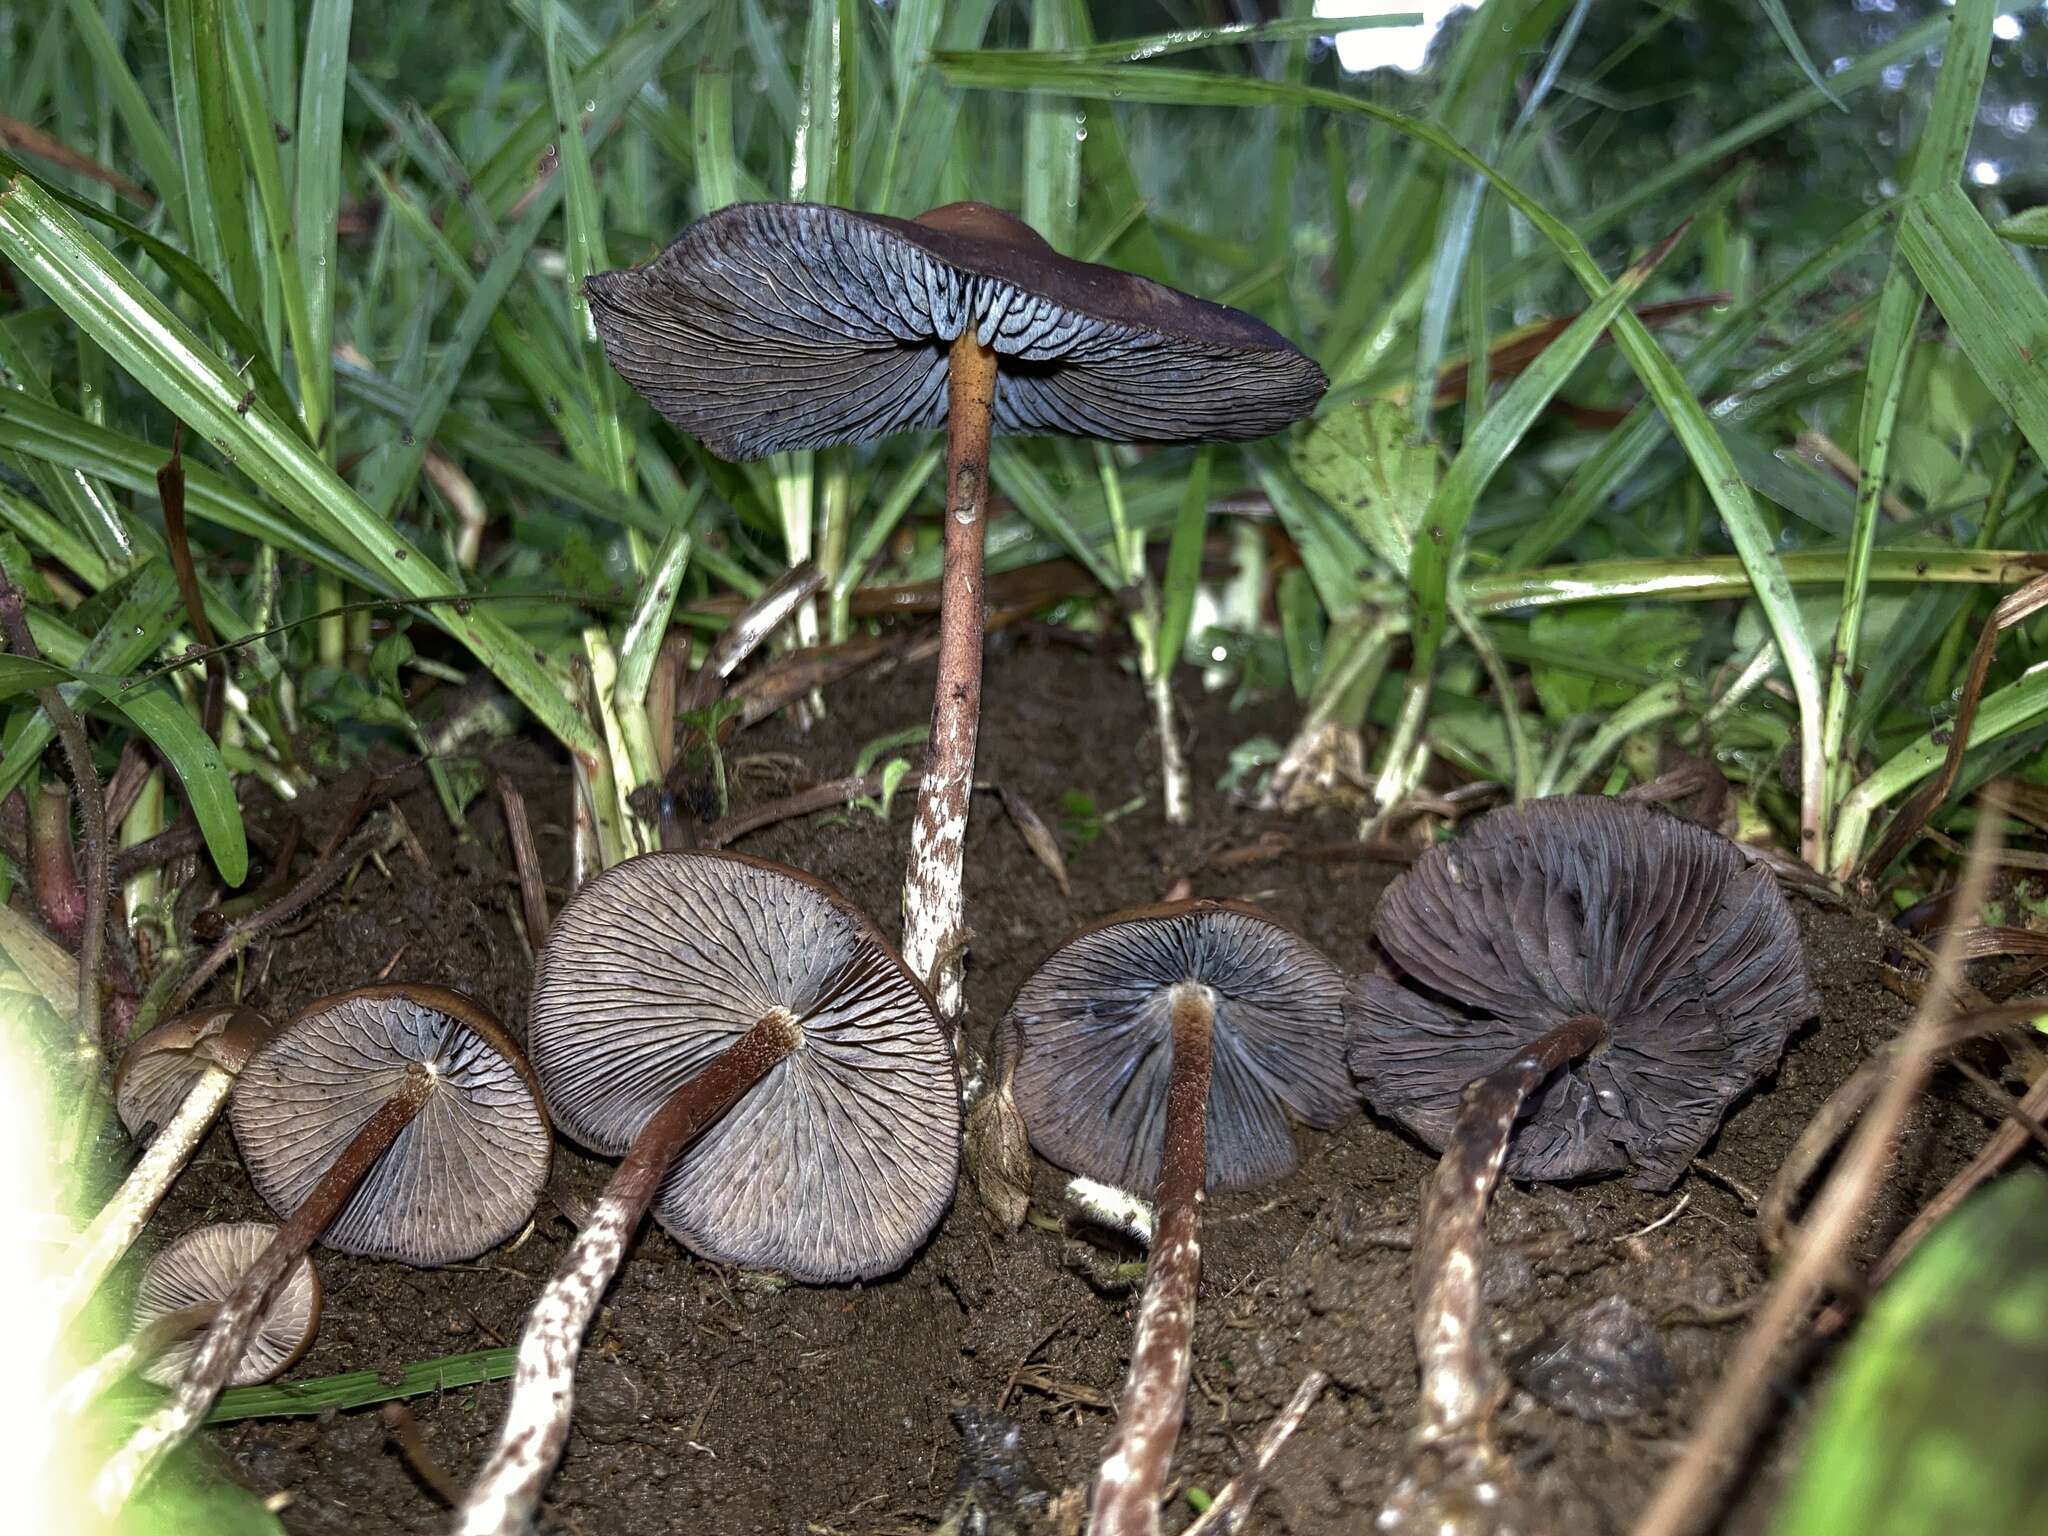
[585,201,1328,460]
[529,851,960,1283]
[1348,796,1819,1189]
[231,989,551,1265]
[135,1223,319,1387]
[1007,902,1352,1194]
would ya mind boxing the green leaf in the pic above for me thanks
[1758,0,1845,111]
[1996,207,2048,248]
[1529,604,1701,720]
[1292,399,1437,575]
[0,654,77,697]
[1769,1173,2048,1536]
[293,0,353,447]
[167,0,263,318]
[58,0,188,235]
[110,684,248,886]
[1155,446,1213,672]
[1896,182,2048,470]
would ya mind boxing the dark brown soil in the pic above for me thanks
[125,631,1996,1536]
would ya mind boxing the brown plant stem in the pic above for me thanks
[0,575,108,1056]
[96,1068,436,1512]
[1628,804,2000,1536]
[55,1301,221,1419]
[902,332,999,1026]
[496,776,549,951]
[383,1400,462,1506]
[29,778,84,942]
[456,1009,803,1536]
[1090,984,1214,1536]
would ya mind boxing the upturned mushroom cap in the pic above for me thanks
[585,200,1328,461]
[1007,900,1353,1194]
[134,1222,320,1388]
[1348,796,1820,1190]
[528,850,960,1284]
[114,1007,276,1144]
[229,986,551,1265]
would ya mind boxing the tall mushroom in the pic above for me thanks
[57,1007,278,1333]
[456,850,960,1535]
[95,985,550,1512]
[57,1222,319,1416]
[1347,796,1817,1530]
[585,201,1327,1021]
[1006,900,1351,1536]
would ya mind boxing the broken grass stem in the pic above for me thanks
[1090,984,1214,1536]
[455,1009,802,1536]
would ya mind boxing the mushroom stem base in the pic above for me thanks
[58,1062,234,1334]
[456,1008,802,1536]
[1413,1013,1608,1448]
[903,332,1000,1031]
[1091,984,1215,1536]
[94,1067,435,1515]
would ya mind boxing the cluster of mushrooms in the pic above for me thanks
[62,203,1817,1534]
[68,793,1816,1536]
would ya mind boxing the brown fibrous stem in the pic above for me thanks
[455,1008,803,1536]
[1090,983,1214,1536]
[94,1067,436,1513]
[902,332,999,1031]
[0,575,108,1057]
[55,1301,220,1419]
[1377,1012,1606,1533]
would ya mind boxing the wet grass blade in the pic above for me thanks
[293,0,351,452]
[166,0,262,319]
[58,0,187,235]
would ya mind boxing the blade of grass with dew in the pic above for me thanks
[1822,0,1992,875]
[1155,446,1214,675]
[57,0,187,236]
[1897,181,2048,467]
[0,174,602,763]
[166,0,262,321]
[1507,203,1889,566]
[1024,0,1080,259]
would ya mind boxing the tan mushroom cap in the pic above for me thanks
[1007,899,1353,1194]
[230,986,551,1266]
[135,1223,320,1388]
[530,851,960,1284]
[585,200,1329,461]
[114,1007,276,1144]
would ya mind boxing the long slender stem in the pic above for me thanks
[1414,1013,1606,1446]
[56,1063,235,1334]
[1090,984,1214,1536]
[902,333,999,1025]
[94,1068,435,1514]
[456,1009,802,1536]
[56,1302,219,1419]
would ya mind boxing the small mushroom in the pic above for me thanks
[96,985,549,1512]
[1006,900,1351,1536]
[587,202,1327,1018]
[134,1222,321,1388]
[56,1223,319,1416]
[57,1007,278,1333]
[457,851,960,1535]
[1348,796,1816,1531]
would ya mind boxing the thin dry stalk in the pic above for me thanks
[495,777,549,951]
[1627,799,2003,1536]
[1179,1371,1329,1536]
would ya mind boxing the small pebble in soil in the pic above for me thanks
[1510,1296,1673,1422]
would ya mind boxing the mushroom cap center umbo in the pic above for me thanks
[1007,900,1352,1196]
[911,200,1055,253]
[1347,796,1819,1190]
[529,851,959,1284]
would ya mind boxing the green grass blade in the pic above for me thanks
[1897,182,2048,469]
[199,1347,517,1422]
[57,0,187,235]
[110,684,247,885]
[292,0,352,451]
[1758,0,1845,111]
[1023,0,1080,252]
[0,172,601,763]
[166,0,263,318]
[1155,446,1213,673]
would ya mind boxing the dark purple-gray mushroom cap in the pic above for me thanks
[528,850,961,1283]
[134,1222,320,1388]
[1348,796,1819,1190]
[230,986,552,1265]
[114,1007,276,1144]
[1007,899,1353,1194]
[584,200,1328,461]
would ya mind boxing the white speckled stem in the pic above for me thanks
[902,334,999,1029]
[57,1063,234,1335]
[1149,664,1190,826]
[95,1070,433,1516]
[1412,1013,1606,1448]
[56,1303,219,1419]
[455,1011,800,1536]
[1090,985,1214,1536]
